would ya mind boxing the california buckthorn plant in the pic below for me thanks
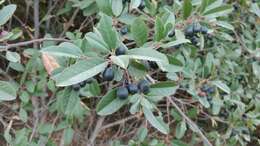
[0,0,259,146]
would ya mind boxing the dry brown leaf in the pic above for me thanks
[42,53,60,75]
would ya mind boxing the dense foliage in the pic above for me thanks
[0,0,260,146]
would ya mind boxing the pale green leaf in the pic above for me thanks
[0,81,17,101]
[0,4,16,26]
[143,106,169,134]
[53,59,108,86]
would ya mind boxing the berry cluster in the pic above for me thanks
[72,79,93,91]
[185,23,208,45]
[72,46,152,100]
[199,84,215,105]
[117,80,150,100]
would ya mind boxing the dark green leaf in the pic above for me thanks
[131,18,148,46]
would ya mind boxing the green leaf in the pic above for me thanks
[0,4,16,26]
[252,62,260,78]
[130,0,141,9]
[148,82,178,102]
[110,55,130,69]
[154,17,165,42]
[38,123,53,134]
[131,18,148,46]
[216,21,234,31]
[203,5,233,19]
[127,47,169,64]
[205,52,214,71]
[112,0,123,17]
[250,3,260,17]
[200,0,209,13]
[136,127,148,142]
[89,80,101,96]
[0,81,17,101]
[183,0,192,19]
[175,120,187,139]
[97,89,128,116]
[41,42,83,58]
[85,31,110,53]
[53,59,108,86]
[97,13,118,50]
[161,38,190,48]
[143,106,169,134]
[19,108,28,123]
[96,0,113,16]
[65,91,88,118]
[63,128,74,145]
[6,51,21,63]
[212,80,230,94]
[171,139,188,146]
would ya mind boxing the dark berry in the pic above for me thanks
[207,87,215,94]
[138,0,145,10]
[115,46,126,56]
[206,33,213,40]
[102,67,114,81]
[117,87,129,100]
[120,26,128,35]
[148,61,158,69]
[242,114,247,120]
[193,23,201,33]
[72,84,81,91]
[185,25,194,37]
[233,3,239,11]
[138,80,150,94]
[200,26,208,34]
[219,109,229,119]
[191,36,198,45]
[127,84,139,94]
[229,104,237,111]
[168,30,175,37]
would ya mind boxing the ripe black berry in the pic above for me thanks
[138,0,145,10]
[102,67,114,81]
[115,46,126,56]
[207,87,215,94]
[185,25,194,37]
[117,87,129,100]
[191,36,198,45]
[193,23,201,33]
[138,80,150,94]
[168,30,175,37]
[127,84,138,94]
[72,84,81,91]
[120,26,128,35]
[200,26,208,34]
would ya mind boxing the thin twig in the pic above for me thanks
[59,8,80,37]
[88,116,105,146]
[33,0,40,49]
[0,38,71,51]
[101,115,139,130]
[167,96,213,146]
